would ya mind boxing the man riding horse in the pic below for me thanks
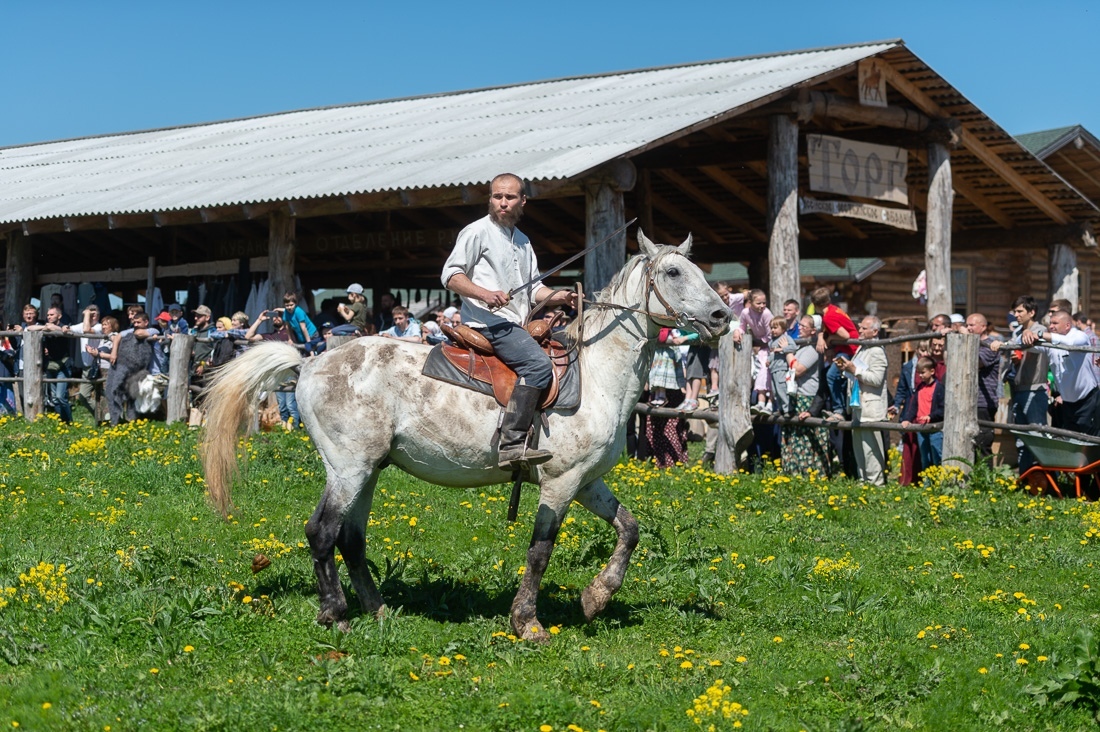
[441,173,577,470]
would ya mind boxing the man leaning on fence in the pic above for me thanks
[992,296,1050,473]
[26,306,73,423]
[1021,309,1100,437]
[836,316,888,486]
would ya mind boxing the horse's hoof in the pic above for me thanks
[513,619,551,644]
[373,603,389,620]
[335,619,351,633]
[315,608,347,629]
[581,582,611,622]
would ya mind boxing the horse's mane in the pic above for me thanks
[564,247,678,342]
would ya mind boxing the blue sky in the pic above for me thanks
[5,1,1097,147]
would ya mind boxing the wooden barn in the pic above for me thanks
[2,39,1097,328]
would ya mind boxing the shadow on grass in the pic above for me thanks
[327,573,722,630]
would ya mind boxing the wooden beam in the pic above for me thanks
[797,89,932,132]
[583,176,628,293]
[650,192,726,246]
[1053,149,1100,194]
[34,256,271,286]
[808,222,1094,258]
[943,332,979,473]
[878,62,1073,225]
[655,169,767,243]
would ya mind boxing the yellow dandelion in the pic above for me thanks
[183,645,194,653]
[680,660,693,669]
[773,636,783,643]
[1019,643,1030,650]
[736,656,747,663]
[979,667,988,674]
[1016,658,1028,665]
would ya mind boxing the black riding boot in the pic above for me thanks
[498,384,553,470]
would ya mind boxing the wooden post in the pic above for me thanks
[583,161,636,294]
[4,231,33,327]
[715,330,754,473]
[942,332,978,473]
[767,114,800,309]
[268,210,296,308]
[924,140,954,319]
[636,168,655,240]
[21,330,44,421]
[165,334,194,424]
[1048,242,1079,310]
[146,256,156,312]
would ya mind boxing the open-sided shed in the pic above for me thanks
[2,39,1096,323]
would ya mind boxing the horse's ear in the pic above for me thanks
[637,229,659,258]
[676,233,693,257]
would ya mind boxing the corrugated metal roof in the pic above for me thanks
[0,40,899,224]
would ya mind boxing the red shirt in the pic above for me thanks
[822,305,858,357]
[916,378,937,421]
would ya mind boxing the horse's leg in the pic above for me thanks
[573,478,639,622]
[510,499,568,643]
[305,466,376,631]
[335,472,385,617]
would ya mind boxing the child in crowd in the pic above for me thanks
[764,316,798,415]
[900,356,945,469]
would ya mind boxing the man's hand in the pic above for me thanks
[1021,330,1040,346]
[483,290,511,309]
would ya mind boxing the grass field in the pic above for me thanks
[2,413,1100,730]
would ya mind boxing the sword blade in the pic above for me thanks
[507,217,637,298]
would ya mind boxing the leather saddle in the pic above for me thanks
[440,321,569,409]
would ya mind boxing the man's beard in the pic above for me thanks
[490,204,523,228]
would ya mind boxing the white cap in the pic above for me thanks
[949,313,964,324]
[347,283,364,295]
[442,306,458,318]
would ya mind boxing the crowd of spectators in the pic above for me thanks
[634,283,1100,485]
[7,280,1100,487]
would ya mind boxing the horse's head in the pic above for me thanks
[637,230,731,340]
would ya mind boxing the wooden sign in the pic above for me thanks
[858,59,887,108]
[800,196,918,231]
[807,134,909,205]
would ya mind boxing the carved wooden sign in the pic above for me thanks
[800,196,918,232]
[807,134,909,205]
[858,59,888,108]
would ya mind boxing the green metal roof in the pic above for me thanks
[1016,125,1087,157]
[707,257,883,284]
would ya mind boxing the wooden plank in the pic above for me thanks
[807,134,909,204]
[877,62,1073,225]
[767,115,801,308]
[800,196,918,231]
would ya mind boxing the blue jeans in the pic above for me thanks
[482,321,553,389]
[45,360,73,423]
[826,362,847,414]
[918,431,943,469]
[276,389,300,424]
[1012,388,1049,473]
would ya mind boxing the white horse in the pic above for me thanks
[200,231,730,641]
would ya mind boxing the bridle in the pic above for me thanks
[583,254,704,336]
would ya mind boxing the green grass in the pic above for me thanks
[1,414,1100,730]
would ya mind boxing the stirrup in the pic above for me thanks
[498,445,553,471]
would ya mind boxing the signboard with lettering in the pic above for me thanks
[800,196,918,232]
[216,229,462,259]
[807,134,908,205]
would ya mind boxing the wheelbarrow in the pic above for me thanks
[1012,430,1100,499]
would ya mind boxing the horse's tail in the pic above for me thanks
[199,341,303,516]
